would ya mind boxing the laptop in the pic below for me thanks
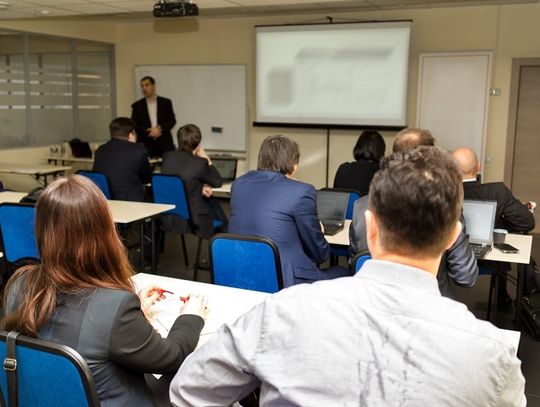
[462,199,498,259]
[68,139,92,158]
[212,158,238,182]
[316,190,349,236]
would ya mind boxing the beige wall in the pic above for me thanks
[2,3,540,189]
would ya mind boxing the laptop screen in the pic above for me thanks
[316,191,349,221]
[462,200,497,245]
[212,158,238,181]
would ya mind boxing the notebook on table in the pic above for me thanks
[316,190,349,236]
[212,158,238,182]
[462,199,498,259]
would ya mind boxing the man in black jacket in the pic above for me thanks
[453,147,535,309]
[93,117,152,202]
[131,76,176,157]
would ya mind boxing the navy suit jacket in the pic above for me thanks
[131,96,176,157]
[229,170,329,287]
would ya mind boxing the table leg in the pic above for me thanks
[151,218,156,274]
[515,264,524,330]
[140,222,145,273]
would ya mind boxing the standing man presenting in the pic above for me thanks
[131,76,176,157]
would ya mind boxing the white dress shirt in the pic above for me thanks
[170,260,526,406]
[146,97,158,128]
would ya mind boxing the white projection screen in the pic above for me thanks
[255,21,411,127]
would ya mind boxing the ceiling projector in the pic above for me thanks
[153,0,199,17]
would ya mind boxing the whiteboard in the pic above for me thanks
[134,64,247,152]
[416,52,492,171]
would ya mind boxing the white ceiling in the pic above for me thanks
[0,0,537,20]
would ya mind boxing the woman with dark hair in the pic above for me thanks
[333,130,386,196]
[2,175,207,407]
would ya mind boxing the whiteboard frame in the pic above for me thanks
[416,51,492,176]
[134,64,248,154]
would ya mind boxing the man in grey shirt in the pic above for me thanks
[170,147,525,406]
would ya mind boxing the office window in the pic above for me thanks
[0,30,114,149]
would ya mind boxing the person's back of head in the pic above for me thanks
[2,175,134,337]
[368,146,462,259]
[452,147,479,180]
[353,130,386,162]
[393,127,435,154]
[257,135,300,176]
[177,124,202,153]
[110,117,136,142]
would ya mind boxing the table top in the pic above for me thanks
[0,191,27,204]
[47,156,162,165]
[0,163,71,175]
[325,219,351,245]
[483,233,533,265]
[108,200,174,224]
[212,182,232,198]
[132,273,269,346]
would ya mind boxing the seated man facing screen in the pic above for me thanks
[228,135,350,287]
[170,147,525,406]
[93,117,152,202]
[162,123,227,239]
[350,128,478,298]
[452,146,535,309]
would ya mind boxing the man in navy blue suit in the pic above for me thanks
[229,135,351,287]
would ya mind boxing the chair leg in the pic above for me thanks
[486,273,495,321]
[181,234,189,267]
[193,237,203,281]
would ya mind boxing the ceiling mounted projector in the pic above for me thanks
[153,0,199,17]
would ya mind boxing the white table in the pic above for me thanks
[212,182,232,198]
[132,273,269,347]
[0,191,27,203]
[0,163,72,186]
[47,156,162,169]
[325,219,351,245]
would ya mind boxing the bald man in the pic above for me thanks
[453,147,535,310]
[452,147,534,233]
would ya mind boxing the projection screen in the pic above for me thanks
[255,21,411,127]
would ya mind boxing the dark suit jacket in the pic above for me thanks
[349,195,478,298]
[162,150,223,239]
[229,170,330,287]
[6,276,204,407]
[93,138,152,202]
[463,180,535,232]
[333,159,380,196]
[131,96,176,157]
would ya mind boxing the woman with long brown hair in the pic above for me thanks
[2,175,207,406]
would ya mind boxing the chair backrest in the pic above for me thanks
[352,250,372,273]
[152,174,191,222]
[0,331,100,407]
[76,170,112,199]
[210,233,283,293]
[320,188,361,220]
[0,203,39,264]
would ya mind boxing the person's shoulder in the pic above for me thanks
[131,98,145,108]
[157,96,172,104]
[92,288,136,309]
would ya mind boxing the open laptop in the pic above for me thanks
[316,190,349,236]
[68,139,92,158]
[462,199,498,259]
[212,158,238,182]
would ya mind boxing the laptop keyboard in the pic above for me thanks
[322,222,344,236]
[471,244,492,259]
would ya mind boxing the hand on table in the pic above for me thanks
[138,285,168,321]
[180,293,209,319]
[202,184,213,198]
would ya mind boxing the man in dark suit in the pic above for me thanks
[131,76,176,157]
[229,135,351,288]
[453,146,535,309]
[162,124,226,239]
[93,117,152,202]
